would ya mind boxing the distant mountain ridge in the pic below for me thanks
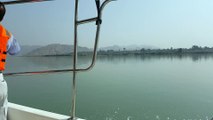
[17,44,213,57]
[18,45,42,56]
[21,44,158,56]
[25,44,91,56]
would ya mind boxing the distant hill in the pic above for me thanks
[18,45,42,56]
[17,44,213,57]
[25,44,91,56]
[22,44,159,56]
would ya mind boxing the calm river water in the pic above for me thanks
[3,54,213,120]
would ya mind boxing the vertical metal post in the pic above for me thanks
[71,0,78,119]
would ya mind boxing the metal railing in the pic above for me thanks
[3,0,115,119]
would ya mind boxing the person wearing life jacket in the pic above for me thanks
[0,2,21,120]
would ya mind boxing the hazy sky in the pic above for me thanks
[2,0,213,48]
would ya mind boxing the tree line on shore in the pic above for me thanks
[22,44,213,56]
[98,45,213,55]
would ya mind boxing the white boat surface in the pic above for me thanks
[8,102,84,120]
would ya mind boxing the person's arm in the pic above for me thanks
[7,33,21,55]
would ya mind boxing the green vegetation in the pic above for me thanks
[98,45,213,56]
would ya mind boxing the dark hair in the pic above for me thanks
[0,2,5,22]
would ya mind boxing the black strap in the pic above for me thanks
[0,50,7,54]
[3,51,7,54]
[95,0,102,25]
[1,59,5,62]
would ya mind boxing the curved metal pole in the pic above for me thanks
[78,0,115,71]
[100,0,115,12]
[71,1,116,119]
[71,0,78,119]
[3,0,54,5]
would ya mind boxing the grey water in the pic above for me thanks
[4,54,213,120]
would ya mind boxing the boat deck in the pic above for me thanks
[8,103,84,120]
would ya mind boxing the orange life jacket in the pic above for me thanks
[0,24,10,70]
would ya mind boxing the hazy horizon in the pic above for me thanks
[20,43,213,50]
